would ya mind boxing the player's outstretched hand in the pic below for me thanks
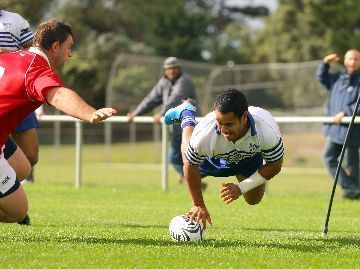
[220,182,242,204]
[323,54,340,64]
[187,205,212,230]
[89,108,117,124]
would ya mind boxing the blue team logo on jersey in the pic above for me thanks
[249,142,260,152]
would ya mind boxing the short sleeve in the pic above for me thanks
[261,138,284,163]
[184,143,206,165]
[26,59,62,103]
[13,13,34,46]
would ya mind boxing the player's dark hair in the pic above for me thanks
[214,88,248,118]
[34,18,73,50]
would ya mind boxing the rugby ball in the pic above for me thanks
[169,214,204,241]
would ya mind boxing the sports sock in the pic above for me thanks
[181,109,196,128]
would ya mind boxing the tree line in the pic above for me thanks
[3,0,359,110]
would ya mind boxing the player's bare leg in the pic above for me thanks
[7,148,31,181]
[12,128,39,166]
[236,175,266,205]
[0,187,28,223]
[12,128,38,183]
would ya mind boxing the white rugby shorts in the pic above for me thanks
[0,152,18,197]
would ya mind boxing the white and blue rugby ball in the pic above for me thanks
[169,214,204,241]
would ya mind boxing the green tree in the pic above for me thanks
[54,0,154,107]
[308,0,360,56]
[200,0,270,64]
[145,0,211,60]
[252,1,330,63]
[53,0,212,107]
[253,0,360,63]
[1,0,55,25]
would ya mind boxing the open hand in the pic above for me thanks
[187,205,212,230]
[220,182,242,204]
[90,108,117,124]
[323,54,340,64]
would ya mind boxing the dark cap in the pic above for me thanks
[163,57,180,69]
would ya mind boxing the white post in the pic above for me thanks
[162,123,168,191]
[75,121,83,188]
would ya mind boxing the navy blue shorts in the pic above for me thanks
[3,138,17,160]
[15,112,40,132]
[199,153,263,178]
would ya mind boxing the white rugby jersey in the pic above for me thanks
[0,10,33,51]
[185,106,284,165]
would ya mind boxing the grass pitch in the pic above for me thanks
[1,144,360,268]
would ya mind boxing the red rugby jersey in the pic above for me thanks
[0,47,62,154]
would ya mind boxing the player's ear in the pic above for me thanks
[50,41,61,53]
[241,111,248,121]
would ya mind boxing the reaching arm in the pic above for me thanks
[183,160,212,229]
[184,161,205,207]
[316,54,341,90]
[45,87,116,123]
[131,81,164,117]
[181,125,212,228]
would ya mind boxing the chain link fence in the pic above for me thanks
[38,55,329,170]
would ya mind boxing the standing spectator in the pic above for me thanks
[0,18,116,224]
[127,57,201,185]
[0,9,38,182]
[316,49,360,200]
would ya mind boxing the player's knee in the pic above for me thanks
[244,192,264,205]
[26,153,38,166]
[2,206,28,223]
[245,199,262,205]
[16,163,32,181]
[15,210,28,223]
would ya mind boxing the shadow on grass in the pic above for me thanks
[120,223,168,229]
[5,232,360,253]
[4,221,359,253]
[204,237,360,253]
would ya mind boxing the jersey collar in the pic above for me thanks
[28,47,51,67]
[247,112,257,136]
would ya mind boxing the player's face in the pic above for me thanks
[53,35,73,70]
[215,110,249,142]
[344,50,360,74]
[164,67,181,81]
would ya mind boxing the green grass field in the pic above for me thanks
[1,143,360,268]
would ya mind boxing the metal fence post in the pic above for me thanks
[75,120,83,188]
[162,123,168,191]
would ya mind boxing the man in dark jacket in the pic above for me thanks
[316,49,360,200]
[127,57,201,185]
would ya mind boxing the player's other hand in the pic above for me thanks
[220,182,241,204]
[333,111,345,124]
[323,54,340,64]
[89,108,117,124]
[153,113,162,123]
[187,205,212,230]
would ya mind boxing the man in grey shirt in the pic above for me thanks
[127,57,200,184]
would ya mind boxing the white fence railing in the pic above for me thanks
[38,115,360,191]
